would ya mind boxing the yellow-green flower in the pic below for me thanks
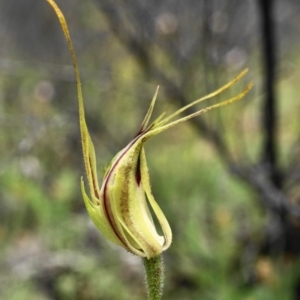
[82,89,173,258]
[47,0,253,258]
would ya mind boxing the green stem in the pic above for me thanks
[143,255,164,300]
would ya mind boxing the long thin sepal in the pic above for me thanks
[46,0,100,199]
[158,69,250,127]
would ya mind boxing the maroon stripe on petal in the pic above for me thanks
[103,177,129,248]
[136,121,155,137]
[135,154,141,186]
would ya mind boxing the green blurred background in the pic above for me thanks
[1,0,300,299]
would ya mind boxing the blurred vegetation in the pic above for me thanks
[1,0,300,299]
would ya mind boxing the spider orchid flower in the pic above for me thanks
[47,0,253,258]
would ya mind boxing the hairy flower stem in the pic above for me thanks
[143,255,164,300]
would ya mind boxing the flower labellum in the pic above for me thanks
[47,0,253,258]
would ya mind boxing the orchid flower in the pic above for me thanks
[47,0,253,259]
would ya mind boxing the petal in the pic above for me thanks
[84,134,101,201]
[137,86,159,134]
[140,147,172,251]
[104,139,165,257]
[81,178,123,247]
